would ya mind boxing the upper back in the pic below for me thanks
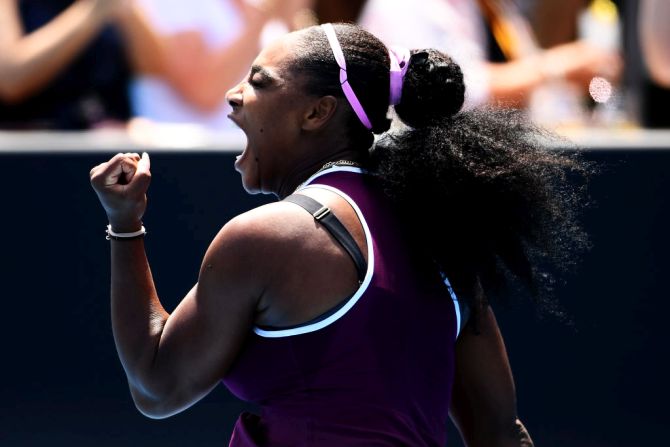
[224,167,462,446]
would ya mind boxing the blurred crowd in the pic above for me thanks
[1,0,668,135]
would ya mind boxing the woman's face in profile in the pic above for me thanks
[225,32,315,195]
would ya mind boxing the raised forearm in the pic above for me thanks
[91,153,221,419]
[90,153,169,398]
[110,238,169,393]
[0,0,113,102]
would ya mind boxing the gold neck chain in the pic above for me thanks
[293,160,362,194]
[315,159,361,174]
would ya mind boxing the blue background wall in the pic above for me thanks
[1,150,668,446]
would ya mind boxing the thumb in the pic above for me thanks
[129,151,152,192]
[137,152,151,174]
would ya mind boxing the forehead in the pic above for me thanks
[252,32,304,75]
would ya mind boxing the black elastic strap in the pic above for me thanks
[284,194,367,283]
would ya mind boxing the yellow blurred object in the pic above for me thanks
[476,0,538,60]
[589,0,619,23]
[580,0,620,51]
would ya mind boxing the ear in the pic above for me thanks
[301,96,338,131]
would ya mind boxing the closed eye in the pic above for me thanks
[248,75,266,88]
[248,65,273,89]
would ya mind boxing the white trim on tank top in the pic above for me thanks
[442,276,462,339]
[310,166,463,339]
[253,173,375,338]
[300,166,368,189]
[254,166,463,339]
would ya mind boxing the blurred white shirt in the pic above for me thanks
[359,0,490,108]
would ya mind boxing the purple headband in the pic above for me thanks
[322,24,372,129]
[389,46,410,105]
[321,24,411,130]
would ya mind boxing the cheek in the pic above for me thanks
[253,118,296,153]
[247,97,302,157]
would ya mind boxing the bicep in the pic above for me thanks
[132,221,264,418]
[449,306,520,446]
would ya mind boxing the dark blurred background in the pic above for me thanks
[2,0,670,445]
[0,148,668,446]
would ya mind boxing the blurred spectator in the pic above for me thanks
[639,0,670,88]
[126,0,314,130]
[617,0,670,128]
[0,0,132,129]
[360,0,489,108]
[359,0,621,125]
[530,0,588,48]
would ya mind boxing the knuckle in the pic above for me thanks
[136,171,152,182]
[90,170,101,182]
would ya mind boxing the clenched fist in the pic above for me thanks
[90,152,151,233]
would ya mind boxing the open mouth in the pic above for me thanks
[227,111,241,128]
[234,144,251,172]
[228,112,250,168]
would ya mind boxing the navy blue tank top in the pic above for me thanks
[223,168,463,446]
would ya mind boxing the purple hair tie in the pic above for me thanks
[389,46,410,105]
[321,24,373,130]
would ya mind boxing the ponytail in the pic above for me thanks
[372,49,592,315]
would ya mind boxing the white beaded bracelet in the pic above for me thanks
[106,224,147,241]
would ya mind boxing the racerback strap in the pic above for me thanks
[283,194,367,283]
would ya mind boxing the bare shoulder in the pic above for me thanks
[201,201,317,281]
[205,198,361,322]
[211,201,313,251]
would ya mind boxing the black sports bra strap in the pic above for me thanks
[283,194,367,283]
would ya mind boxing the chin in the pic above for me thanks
[242,184,263,195]
[240,175,262,195]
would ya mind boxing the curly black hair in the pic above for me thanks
[289,23,592,317]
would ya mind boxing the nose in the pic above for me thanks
[226,82,243,109]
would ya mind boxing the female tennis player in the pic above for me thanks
[91,23,589,446]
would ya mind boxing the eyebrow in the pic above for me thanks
[250,65,274,79]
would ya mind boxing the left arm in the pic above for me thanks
[449,306,534,447]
